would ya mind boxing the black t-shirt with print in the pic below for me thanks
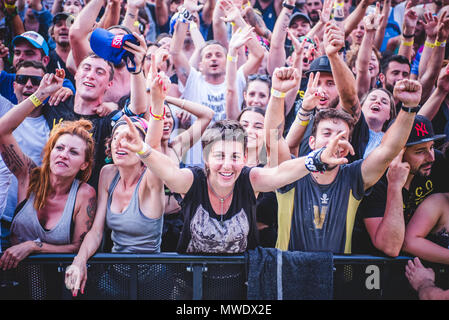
[352,150,449,255]
[175,166,259,254]
[43,96,121,190]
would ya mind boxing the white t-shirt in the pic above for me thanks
[177,66,247,166]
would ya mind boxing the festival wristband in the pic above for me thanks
[29,93,43,107]
[242,1,251,9]
[4,2,15,8]
[227,54,237,62]
[137,143,152,158]
[401,39,414,47]
[298,119,310,127]
[424,41,435,48]
[271,88,286,98]
[435,40,446,47]
[333,1,344,7]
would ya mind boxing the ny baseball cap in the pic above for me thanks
[12,31,49,56]
[289,12,311,26]
[405,115,446,147]
[305,55,332,75]
[90,28,139,72]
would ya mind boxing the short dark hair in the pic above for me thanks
[83,53,115,81]
[311,108,355,138]
[199,40,228,60]
[15,60,47,74]
[380,54,410,75]
[202,120,248,160]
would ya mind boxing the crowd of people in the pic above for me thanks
[0,0,449,299]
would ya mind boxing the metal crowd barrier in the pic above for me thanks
[1,253,448,300]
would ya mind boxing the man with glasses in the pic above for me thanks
[0,31,75,104]
[0,60,51,252]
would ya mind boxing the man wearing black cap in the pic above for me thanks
[352,115,449,257]
[47,12,75,86]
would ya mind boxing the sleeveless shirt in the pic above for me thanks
[10,179,80,245]
[106,171,163,253]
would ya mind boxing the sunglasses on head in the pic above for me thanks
[15,75,43,86]
[248,74,271,82]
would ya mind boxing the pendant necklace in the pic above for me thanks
[208,181,233,226]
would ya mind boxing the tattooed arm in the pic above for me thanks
[0,183,97,271]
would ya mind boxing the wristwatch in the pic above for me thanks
[282,1,295,10]
[400,102,420,113]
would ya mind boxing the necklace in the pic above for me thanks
[208,181,234,226]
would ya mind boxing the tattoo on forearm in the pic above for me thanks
[86,196,96,231]
[276,122,284,140]
[1,144,26,175]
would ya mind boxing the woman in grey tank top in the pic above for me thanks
[65,71,167,297]
[0,73,96,271]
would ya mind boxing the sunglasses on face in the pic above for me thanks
[15,75,43,86]
[248,74,271,83]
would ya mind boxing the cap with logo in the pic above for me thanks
[89,28,139,72]
[406,115,446,146]
[12,31,49,56]
[289,12,311,27]
[305,55,333,75]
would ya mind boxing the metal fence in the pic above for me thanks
[1,253,448,300]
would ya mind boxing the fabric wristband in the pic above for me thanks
[435,40,446,47]
[401,39,414,47]
[271,88,286,98]
[4,2,15,8]
[29,94,43,107]
[424,41,435,48]
[137,143,152,158]
[305,147,327,173]
[227,54,237,62]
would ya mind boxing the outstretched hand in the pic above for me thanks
[320,131,355,167]
[115,115,144,154]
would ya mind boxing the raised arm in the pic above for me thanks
[324,21,360,120]
[361,79,421,190]
[212,0,230,48]
[364,149,409,257]
[417,11,439,82]
[122,0,146,33]
[123,32,148,116]
[373,0,390,50]
[0,72,64,195]
[343,0,374,37]
[97,0,121,29]
[155,0,169,27]
[169,0,202,86]
[225,24,255,120]
[355,4,382,99]
[397,1,418,62]
[264,67,301,167]
[166,96,214,157]
[418,12,449,103]
[418,64,449,121]
[266,0,295,74]
[69,0,105,67]
[285,71,321,157]
[116,116,194,194]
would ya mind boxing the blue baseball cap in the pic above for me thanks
[90,28,139,71]
[12,31,49,56]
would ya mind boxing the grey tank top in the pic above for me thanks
[11,179,80,245]
[106,171,163,253]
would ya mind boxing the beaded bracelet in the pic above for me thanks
[149,106,166,120]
